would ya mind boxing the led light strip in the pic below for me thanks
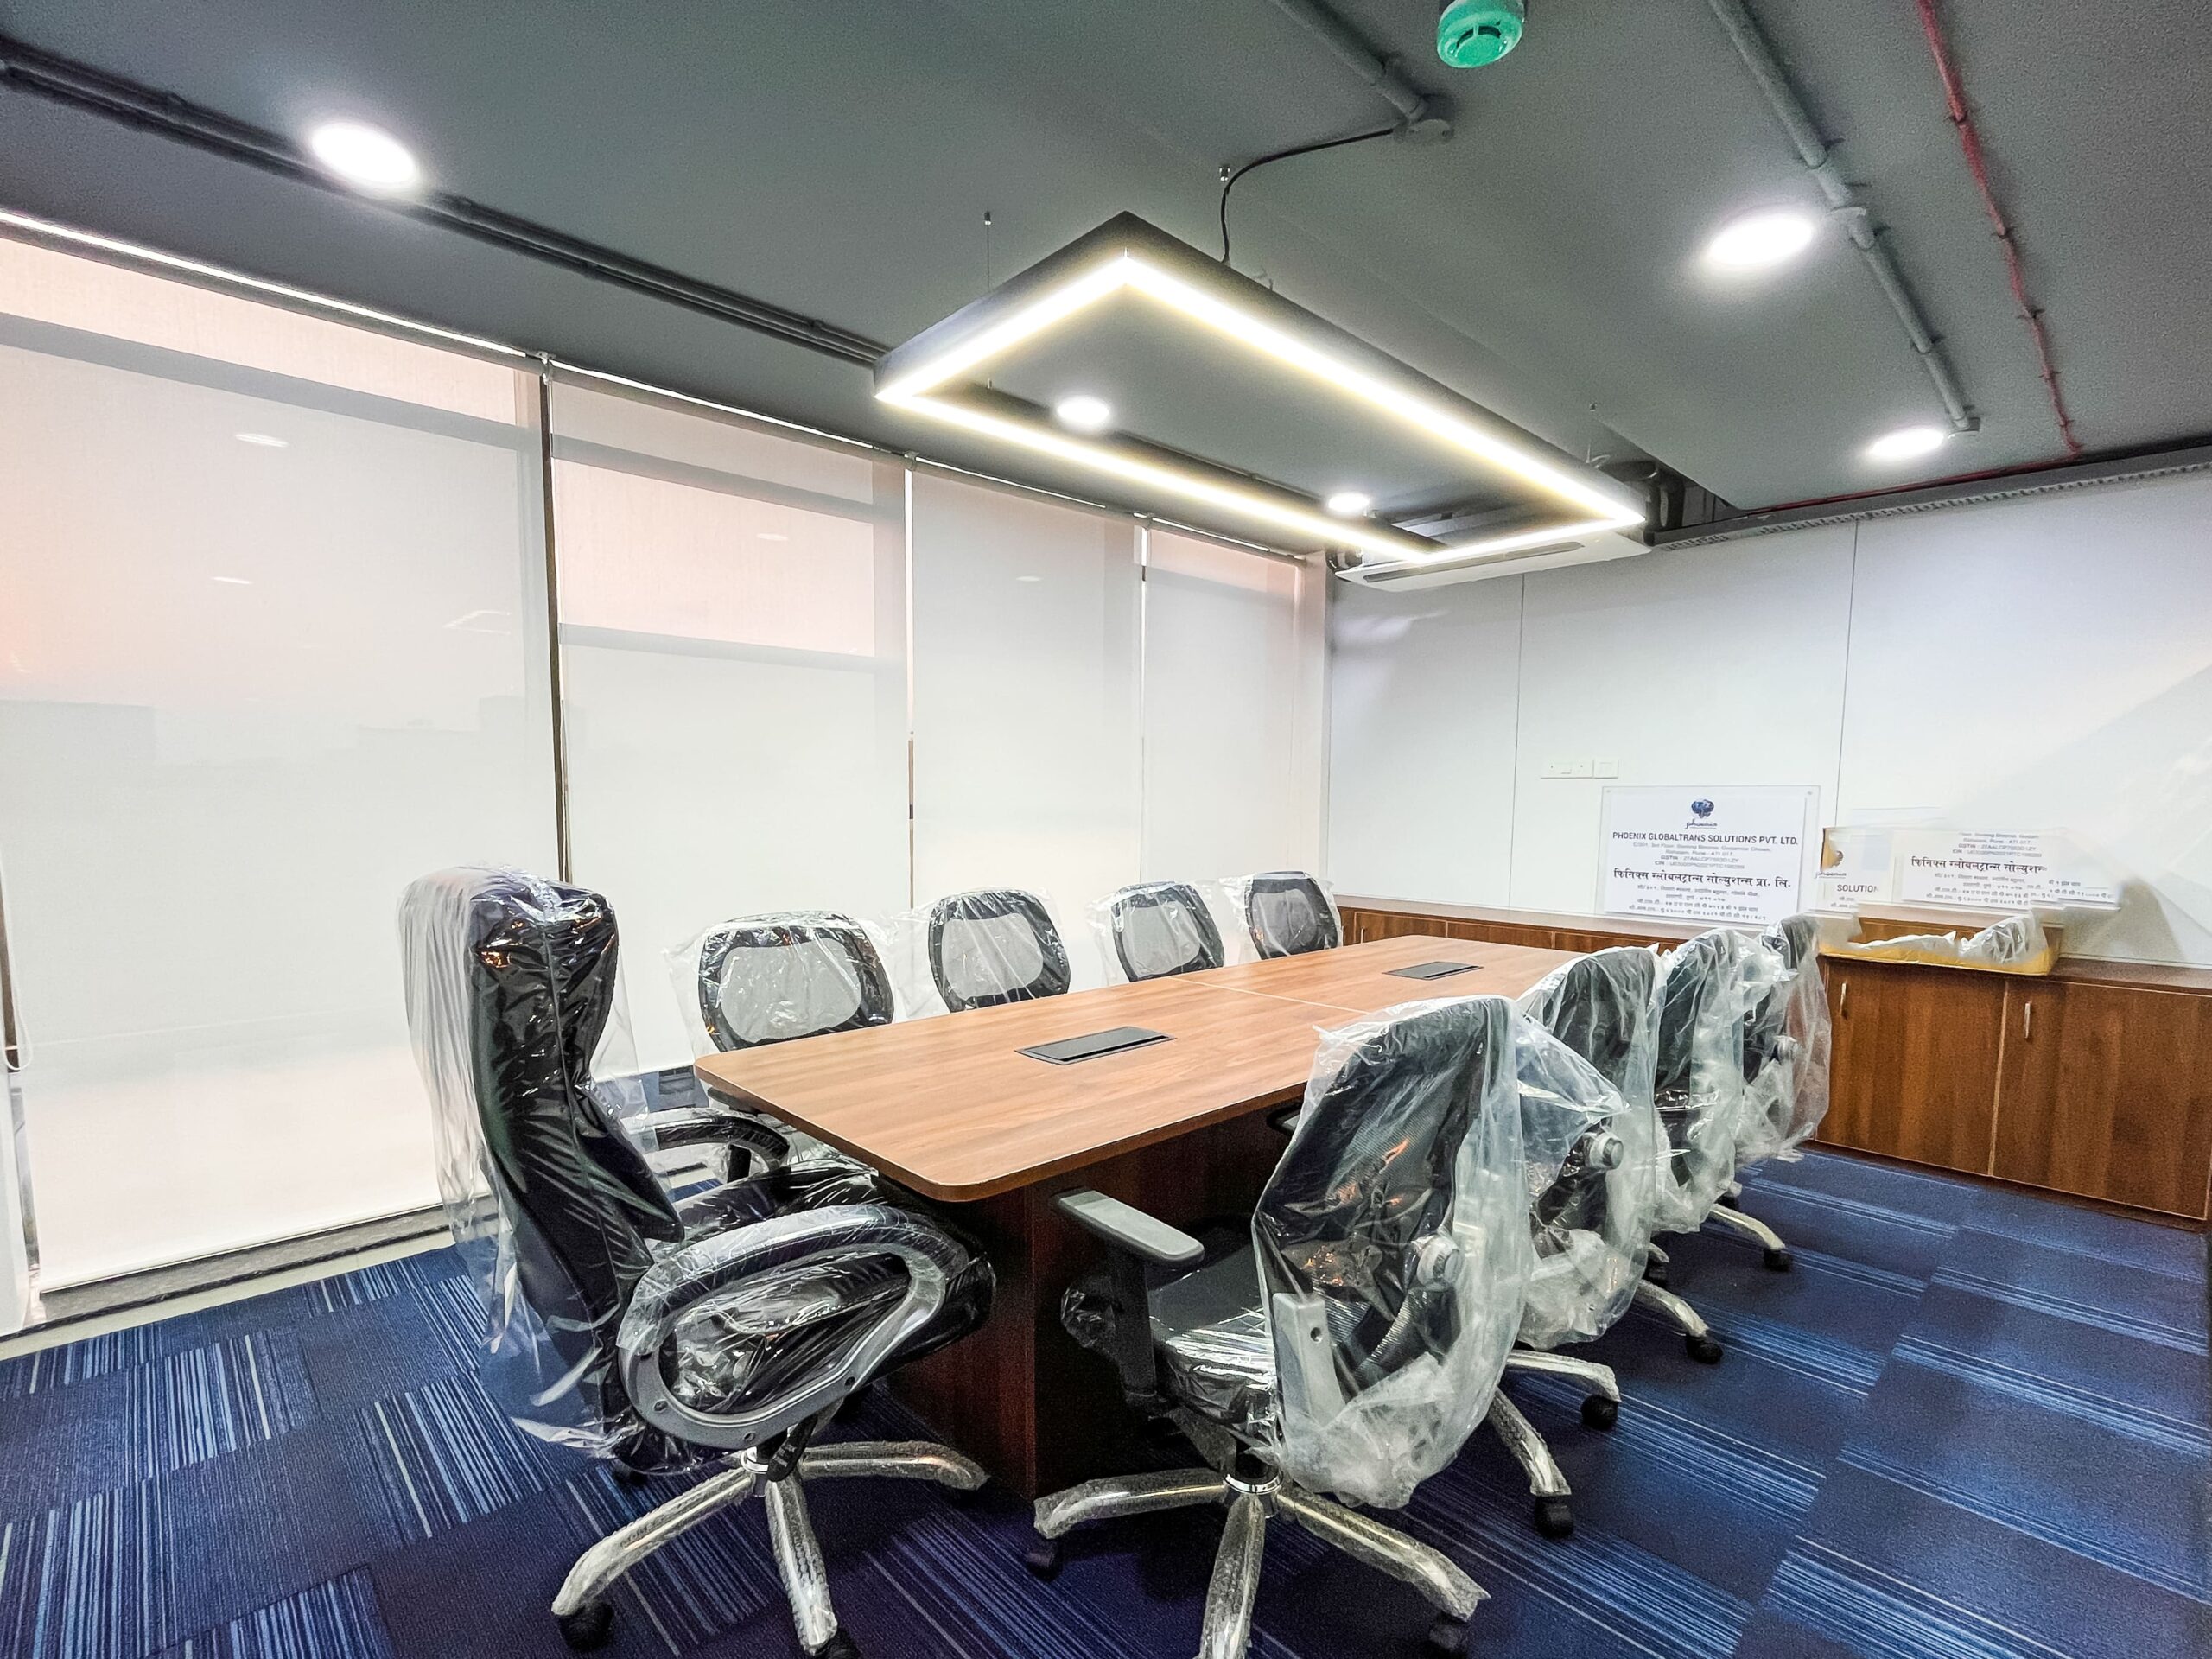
[877,242,1643,563]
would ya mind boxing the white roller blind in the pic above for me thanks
[909,472,1142,988]
[1141,529,1325,882]
[550,382,909,1068]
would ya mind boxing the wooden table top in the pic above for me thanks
[694,934,1581,1201]
[1198,932,1579,1014]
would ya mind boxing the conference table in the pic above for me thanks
[694,931,1580,1497]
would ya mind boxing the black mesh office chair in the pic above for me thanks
[695,911,896,1050]
[926,887,1071,1011]
[1483,947,1663,1536]
[1236,869,1341,959]
[1029,997,1532,1657]
[400,868,994,1657]
[1099,880,1225,981]
[1711,912,1832,1272]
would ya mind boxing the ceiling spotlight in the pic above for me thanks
[1864,423,1949,463]
[1053,394,1113,433]
[1325,490,1374,517]
[211,575,254,587]
[307,120,421,194]
[1702,209,1817,273]
[235,431,289,448]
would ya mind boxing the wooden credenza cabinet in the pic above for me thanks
[1341,896,2212,1224]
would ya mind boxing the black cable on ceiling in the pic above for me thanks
[1217,124,1395,268]
[0,31,888,366]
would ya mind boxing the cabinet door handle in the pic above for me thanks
[1838,979,1847,1016]
[2023,999,2033,1039]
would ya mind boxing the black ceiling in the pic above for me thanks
[0,0,2205,528]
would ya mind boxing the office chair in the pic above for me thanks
[400,868,994,1657]
[1485,946,1665,1535]
[1637,928,1775,1359]
[1031,995,1531,1657]
[1096,880,1226,981]
[1710,912,1833,1272]
[1234,869,1342,959]
[925,887,1071,1011]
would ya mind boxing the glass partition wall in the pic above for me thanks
[0,229,1327,1306]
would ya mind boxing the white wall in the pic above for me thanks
[1329,469,2212,967]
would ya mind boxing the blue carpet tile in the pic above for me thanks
[0,1150,2205,1658]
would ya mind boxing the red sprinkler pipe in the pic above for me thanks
[1912,0,2083,457]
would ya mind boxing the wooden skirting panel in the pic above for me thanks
[1339,897,2212,1225]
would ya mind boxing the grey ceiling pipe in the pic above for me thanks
[1702,0,1977,434]
[1268,0,1455,141]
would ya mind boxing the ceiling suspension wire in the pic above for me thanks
[1911,0,2083,457]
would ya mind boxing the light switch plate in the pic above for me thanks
[1593,758,1620,778]
[1569,758,1595,778]
[1541,759,1573,779]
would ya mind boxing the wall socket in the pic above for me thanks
[1542,757,1621,779]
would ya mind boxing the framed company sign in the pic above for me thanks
[1599,785,1818,926]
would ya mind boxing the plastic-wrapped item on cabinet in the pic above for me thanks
[398,866,676,1460]
[1215,870,1342,962]
[1649,928,1781,1234]
[1255,995,1528,1508]
[1090,880,1228,982]
[885,887,1073,1014]
[666,911,899,1055]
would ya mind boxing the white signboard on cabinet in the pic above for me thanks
[1599,785,1817,926]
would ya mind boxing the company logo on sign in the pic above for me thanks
[1690,798,1715,819]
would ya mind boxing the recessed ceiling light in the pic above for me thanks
[1053,394,1113,433]
[1702,209,1817,273]
[1325,490,1373,517]
[211,575,254,587]
[307,120,420,194]
[757,531,790,541]
[235,431,289,448]
[1864,423,1949,463]
[1015,575,1043,583]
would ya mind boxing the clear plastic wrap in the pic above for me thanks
[887,887,1072,1014]
[398,866,677,1460]
[666,911,897,1054]
[1508,956,1661,1349]
[1218,870,1342,961]
[1091,880,1227,982]
[1829,911,2050,969]
[1649,928,1782,1235]
[1739,914,1833,1162]
[1255,994,1529,1509]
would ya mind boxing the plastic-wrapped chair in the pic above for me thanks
[1712,913,1834,1273]
[1094,880,1226,982]
[1481,948,1665,1536]
[1028,995,1532,1658]
[926,888,1071,1011]
[399,868,994,1658]
[1228,869,1342,959]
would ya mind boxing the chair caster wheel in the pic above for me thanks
[1580,1394,1618,1430]
[1425,1611,1471,1654]
[556,1599,613,1651]
[1023,1532,1064,1580]
[1534,1495,1574,1538]
[1764,1246,1793,1272]
[1687,1333,1724,1364]
[811,1631,861,1659]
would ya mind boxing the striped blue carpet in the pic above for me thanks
[0,1151,2204,1658]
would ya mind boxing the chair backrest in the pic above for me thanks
[1102,880,1225,981]
[1649,928,1764,1227]
[1241,870,1341,959]
[399,868,682,1459]
[1768,912,1819,971]
[1522,947,1657,1103]
[1255,994,1526,1507]
[927,887,1071,1012]
[694,911,895,1049]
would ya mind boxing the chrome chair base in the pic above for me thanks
[551,1439,988,1656]
[1707,1188,1795,1270]
[1486,1349,1621,1538]
[1634,1277,1725,1363]
[1031,1459,1484,1659]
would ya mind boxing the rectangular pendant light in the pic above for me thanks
[874,213,1642,563]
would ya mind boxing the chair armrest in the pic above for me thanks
[1054,1190,1203,1267]
[1264,1104,1304,1137]
[636,1104,791,1173]
[617,1203,970,1454]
